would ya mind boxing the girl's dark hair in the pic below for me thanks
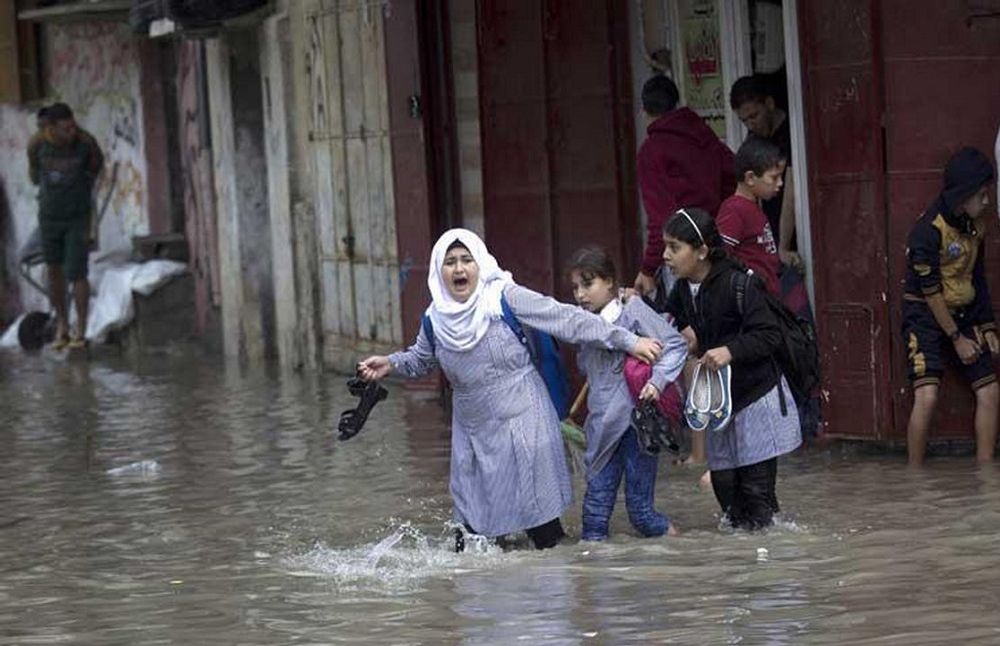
[663,208,727,262]
[566,245,618,285]
[446,239,468,252]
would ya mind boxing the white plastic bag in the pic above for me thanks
[131,260,187,296]
[86,264,140,342]
[0,314,26,348]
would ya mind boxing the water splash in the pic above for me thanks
[363,526,406,569]
[283,522,507,590]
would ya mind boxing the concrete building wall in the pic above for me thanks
[205,32,279,364]
[259,7,322,371]
[177,40,221,339]
[448,1,484,236]
[0,22,148,314]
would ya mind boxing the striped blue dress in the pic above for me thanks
[706,376,802,470]
[577,297,688,480]
[389,283,640,537]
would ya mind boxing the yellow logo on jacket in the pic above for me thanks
[932,213,981,309]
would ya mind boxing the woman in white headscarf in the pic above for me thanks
[359,229,663,550]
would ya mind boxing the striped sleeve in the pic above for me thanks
[503,284,639,353]
[388,325,438,378]
[626,297,686,392]
[716,203,743,248]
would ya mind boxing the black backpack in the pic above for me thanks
[731,271,820,407]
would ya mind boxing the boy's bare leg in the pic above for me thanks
[72,278,89,340]
[974,382,999,463]
[907,384,938,466]
[47,264,69,339]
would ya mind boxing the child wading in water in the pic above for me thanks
[567,246,688,540]
[357,229,663,549]
[903,147,997,465]
[661,209,801,530]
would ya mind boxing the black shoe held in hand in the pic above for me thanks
[631,400,681,456]
[337,377,388,441]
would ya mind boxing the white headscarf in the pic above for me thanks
[426,228,513,352]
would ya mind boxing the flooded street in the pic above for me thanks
[2,351,1000,645]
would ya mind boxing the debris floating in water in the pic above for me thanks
[106,460,161,477]
[756,547,769,562]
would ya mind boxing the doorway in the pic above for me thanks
[630,0,814,300]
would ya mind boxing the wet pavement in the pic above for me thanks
[2,349,1000,645]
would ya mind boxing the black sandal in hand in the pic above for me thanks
[337,377,389,440]
[631,400,681,456]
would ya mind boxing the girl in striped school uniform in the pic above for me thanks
[660,209,801,530]
[357,229,664,549]
[567,246,688,541]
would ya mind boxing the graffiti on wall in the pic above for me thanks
[46,22,148,254]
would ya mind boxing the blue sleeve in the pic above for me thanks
[503,284,640,352]
[388,325,439,378]
[627,298,687,392]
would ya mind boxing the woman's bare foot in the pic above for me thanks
[667,524,681,537]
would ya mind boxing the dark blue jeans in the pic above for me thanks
[581,428,668,540]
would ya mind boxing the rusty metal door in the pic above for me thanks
[477,0,637,298]
[799,1,890,439]
[880,0,1000,440]
[801,1,1000,441]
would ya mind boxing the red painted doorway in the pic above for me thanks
[476,0,638,301]
[799,0,1000,442]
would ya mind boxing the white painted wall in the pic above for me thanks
[0,22,148,314]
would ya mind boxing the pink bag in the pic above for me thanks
[623,356,683,424]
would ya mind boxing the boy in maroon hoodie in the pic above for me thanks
[633,75,736,296]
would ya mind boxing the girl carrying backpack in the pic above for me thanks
[660,209,801,530]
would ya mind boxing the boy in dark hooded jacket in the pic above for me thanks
[633,75,736,296]
[903,147,997,465]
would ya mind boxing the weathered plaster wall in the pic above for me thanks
[0,22,148,314]
[0,103,35,312]
[448,0,484,236]
[177,40,220,337]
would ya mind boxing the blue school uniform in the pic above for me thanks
[576,297,687,540]
[389,283,640,538]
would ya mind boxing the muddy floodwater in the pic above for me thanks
[2,350,1000,645]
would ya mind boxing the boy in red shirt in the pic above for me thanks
[716,138,785,297]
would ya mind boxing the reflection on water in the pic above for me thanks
[2,351,1000,644]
